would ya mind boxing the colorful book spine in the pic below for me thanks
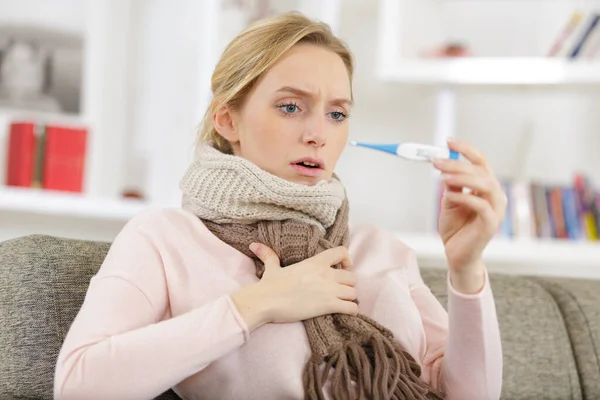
[569,13,600,58]
[547,186,568,238]
[561,186,582,240]
[574,173,598,240]
[548,11,584,56]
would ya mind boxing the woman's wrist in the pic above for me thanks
[449,259,486,295]
[230,282,273,331]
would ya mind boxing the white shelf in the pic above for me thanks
[0,107,89,125]
[0,186,150,221]
[378,58,600,86]
[395,232,600,279]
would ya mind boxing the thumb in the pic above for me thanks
[249,242,280,270]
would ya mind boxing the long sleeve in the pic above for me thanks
[406,250,503,400]
[53,215,250,400]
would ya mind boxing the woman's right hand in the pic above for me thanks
[230,243,358,331]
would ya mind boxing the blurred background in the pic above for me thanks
[1,0,600,278]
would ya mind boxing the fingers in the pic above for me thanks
[439,169,507,215]
[441,173,498,198]
[433,158,483,177]
[335,284,357,301]
[249,242,281,270]
[328,298,359,316]
[434,140,506,212]
[315,246,353,270]
[333,269,358,287]
[446,138,491,171]
[443,191,499,233]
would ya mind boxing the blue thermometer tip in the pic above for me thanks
[349,141,399,156]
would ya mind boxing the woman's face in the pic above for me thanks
[215,43,352,186]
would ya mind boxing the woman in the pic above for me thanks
[54,12,504,400]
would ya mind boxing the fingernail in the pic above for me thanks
[446,136,456,143]
[249,243,259,252]
[441,173,453,181]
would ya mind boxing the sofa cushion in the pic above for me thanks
[534,277,600,399]
[421,269,582,400]
[0,235,180,400]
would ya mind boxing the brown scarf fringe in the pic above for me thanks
[301,313,444,400]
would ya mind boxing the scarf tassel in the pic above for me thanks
[302,334,444,400]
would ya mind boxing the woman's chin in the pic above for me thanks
[281,173,319,186]
[293,177,317,186]
[293,175,331,187]
[270,167,331,186]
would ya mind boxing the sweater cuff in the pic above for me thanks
[447,268,490,300]
[225,295,251,343]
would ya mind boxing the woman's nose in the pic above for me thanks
[302,115,326,147]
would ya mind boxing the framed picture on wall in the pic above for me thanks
[0,3,84,116]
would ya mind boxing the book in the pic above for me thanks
[5,121,37,187]
[547,11,584,57]
[569,13,600,58]
[574,173,598,240]
[510,180,536,239]
[561,186,582,240]
[42,125,88,193]
[547,186,567,239]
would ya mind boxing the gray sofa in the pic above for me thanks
[1,234,599,400]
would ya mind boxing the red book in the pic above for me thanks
[6,121,37,187]
[42,125,88,192]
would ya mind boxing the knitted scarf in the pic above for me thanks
[180,143,444,400]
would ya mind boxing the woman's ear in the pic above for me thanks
[213,105,239,144]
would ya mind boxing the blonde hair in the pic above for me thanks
[197,11,354,154]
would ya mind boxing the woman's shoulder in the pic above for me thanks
[119,206,212,244]
[123,206,197,229]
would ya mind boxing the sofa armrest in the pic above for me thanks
[533,277,600,399]
[0,235,181,400]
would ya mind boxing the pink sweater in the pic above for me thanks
[53,208,503,400]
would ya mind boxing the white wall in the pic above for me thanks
[1,0,599,243]
[0,0,84,33]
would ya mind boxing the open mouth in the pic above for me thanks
[291,158,324,177]
[296,161,320,169]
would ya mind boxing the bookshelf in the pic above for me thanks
[377,0,600,87]
[0,186,149,221]
[376,0,600,278]
[396,232,600,279]
[378,57,600,86]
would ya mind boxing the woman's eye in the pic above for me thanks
[280,104,299,114]
[330,111,346,121]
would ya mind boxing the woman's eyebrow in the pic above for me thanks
[276,86,353,107]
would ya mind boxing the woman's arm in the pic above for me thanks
[405,250,503,400]
[53,214,253,400]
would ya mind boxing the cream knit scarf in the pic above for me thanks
[180,142,443,400]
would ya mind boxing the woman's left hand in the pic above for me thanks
[432,138,507,278]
